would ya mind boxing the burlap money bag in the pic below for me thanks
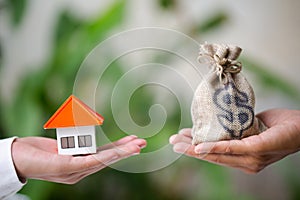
[191,43,267,145]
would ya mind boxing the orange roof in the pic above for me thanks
[44,95,104,129]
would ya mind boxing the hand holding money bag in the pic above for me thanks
[191,44,267,144]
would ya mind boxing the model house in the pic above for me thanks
[44,95,104,155]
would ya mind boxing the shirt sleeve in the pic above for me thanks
[0,137,26,199]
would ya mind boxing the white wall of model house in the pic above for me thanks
[56,126,97,155]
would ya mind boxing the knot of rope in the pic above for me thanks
[213,54,242,84]
[197,44,243,84]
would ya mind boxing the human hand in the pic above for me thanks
[12,135,146,184]
[169,109,300,173]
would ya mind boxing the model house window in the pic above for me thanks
[61,136,75,149]
[78,135,92,147]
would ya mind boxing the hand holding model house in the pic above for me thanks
[12,134,145,184]
[11,95,146,184]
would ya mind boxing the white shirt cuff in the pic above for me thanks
[0,137,26,199]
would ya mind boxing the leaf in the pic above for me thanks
[158,0,176,10]
[54,12,84,45]
[7,0,27,26]
[51,0,126,71]
[86,0,126,43]
[196,12,228,34]
[2,70,47,137]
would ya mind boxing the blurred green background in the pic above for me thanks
[0,0,300,199]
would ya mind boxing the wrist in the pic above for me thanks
[0,136,26,196]
[11,138,27,183]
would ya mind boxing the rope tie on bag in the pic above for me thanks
[198,44,242,84]
[213,54,242,84]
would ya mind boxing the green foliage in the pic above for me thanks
[158,0,176,10]
[196,12,228,34]
[7,0,27,26]
[86,0,126,43]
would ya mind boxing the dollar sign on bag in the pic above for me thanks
[213,81,254,139]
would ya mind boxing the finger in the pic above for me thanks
[178,128,193,138]
[169,135,177,144]
[171,142,246,169]
[123,138,147,149]
[101,138,146,151]
[194,135,263,155]
[172,142,196,155]
[55,138,146,173]
[169,128,193,144]
[97,135,138,151]
[70,142,145,172]
[169,134,192,145]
